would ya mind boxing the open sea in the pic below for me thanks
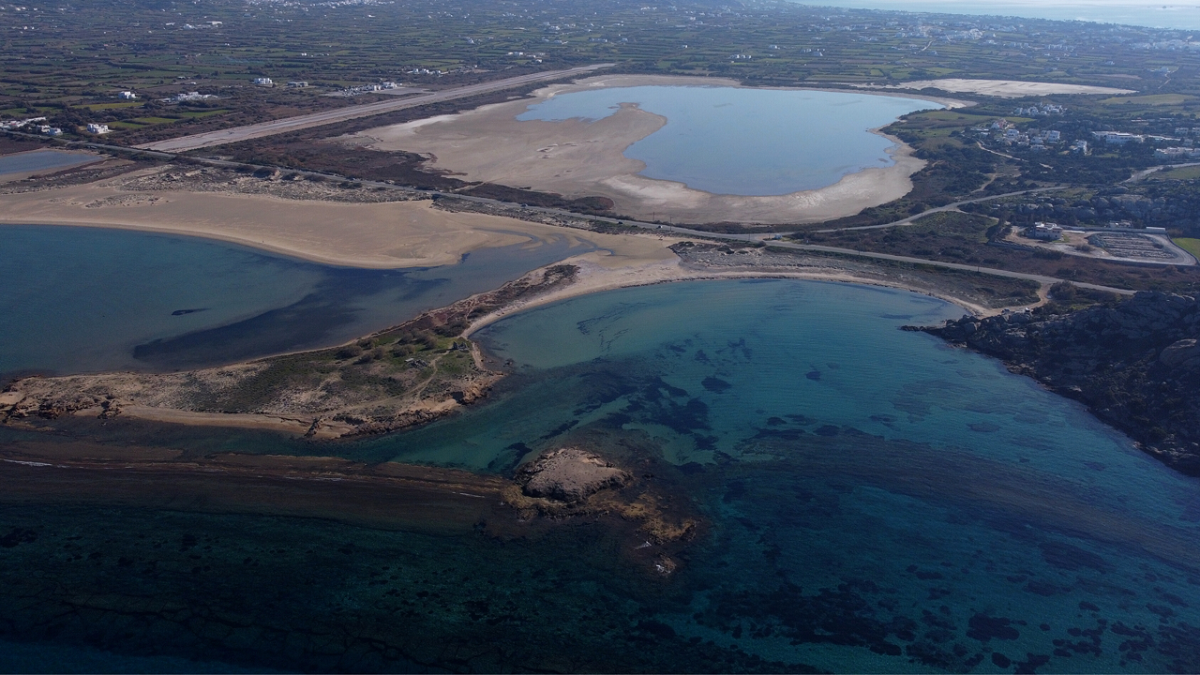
[2,277,1198,672]
[799,0,1200,30]
[516,87,942,196]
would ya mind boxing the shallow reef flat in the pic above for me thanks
[3,279,1198,672]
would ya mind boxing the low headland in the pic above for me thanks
[911,286,1200,477]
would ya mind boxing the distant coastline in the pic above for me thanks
[796,0,1200,31]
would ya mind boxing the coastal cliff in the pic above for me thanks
[912,290,1200,476]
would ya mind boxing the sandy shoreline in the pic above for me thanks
[357,74,967,225]
[0,167,669,269]
[464,249,997,340]
[2,240,1024,438]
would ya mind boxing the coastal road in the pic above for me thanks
[1125,161,1200,184]
[606,218,1137,296]
[134,63,614,153]
[434,192,1136,296]
[4,128,1135,298]
[812,187,1064,233]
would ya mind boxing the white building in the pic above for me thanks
[1093,131,1144,145]
[1027,222,1063,241]
[39,125,62,136]
[118,91,138,100]
[86,123,111,134]
[1155,147,1200,160]
[171,91,216,102]
[252,77,274,87]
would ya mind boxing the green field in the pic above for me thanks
[1153,166,1200,181]
[1173,238,1200,260]
[1101,94,1191,106]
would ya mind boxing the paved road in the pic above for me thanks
[135,63,614,153]
[813,187,1064,233]
[1125,161,1200,183]
[446,193,1136,296]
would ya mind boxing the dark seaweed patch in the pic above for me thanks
[1039,542,1110,573]
[0,527,37,548]
[702,377,732,393]
[968,614,1020,642]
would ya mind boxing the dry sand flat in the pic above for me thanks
[0,173,671,269]
[357,75,940,226]
[857,79,1137,98]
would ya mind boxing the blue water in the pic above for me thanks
[800,0,1200,30]
[358,279,1200,672]
[0,224,595,376]
[0,150,98,176]
[516,86,942,196]
[3,278,1200,671]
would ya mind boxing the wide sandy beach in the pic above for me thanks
[356,74,961,226]
[0,167,672,269]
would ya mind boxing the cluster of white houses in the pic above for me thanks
[1155,146,1200,160]
[0,117,61,136]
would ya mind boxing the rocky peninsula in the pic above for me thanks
[913,289,1200,476]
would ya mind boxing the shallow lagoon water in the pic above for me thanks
[0,150,97,176]
[0,224,594,377]
[516,86,943,195]
[2,279,1200,672]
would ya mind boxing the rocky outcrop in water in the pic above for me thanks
[516,447,632,503]
[912,291,1200,476]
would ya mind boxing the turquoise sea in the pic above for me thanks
[516,87,942,196]
[3,278,1198,672]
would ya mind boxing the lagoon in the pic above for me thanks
[516,86,943,196]
[0,224,593,377]
[0,150,97,177]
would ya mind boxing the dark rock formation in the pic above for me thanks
[911,291,1200,476]
[515,447,631,503]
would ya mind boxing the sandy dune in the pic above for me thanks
[357,75,942,226]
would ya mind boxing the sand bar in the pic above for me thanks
[0,169,672,269]
[854,78,1137,98]
[357,74,960,226]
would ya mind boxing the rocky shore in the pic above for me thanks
[912,290,1200,476]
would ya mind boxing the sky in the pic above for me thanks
[800,0,1200,30]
